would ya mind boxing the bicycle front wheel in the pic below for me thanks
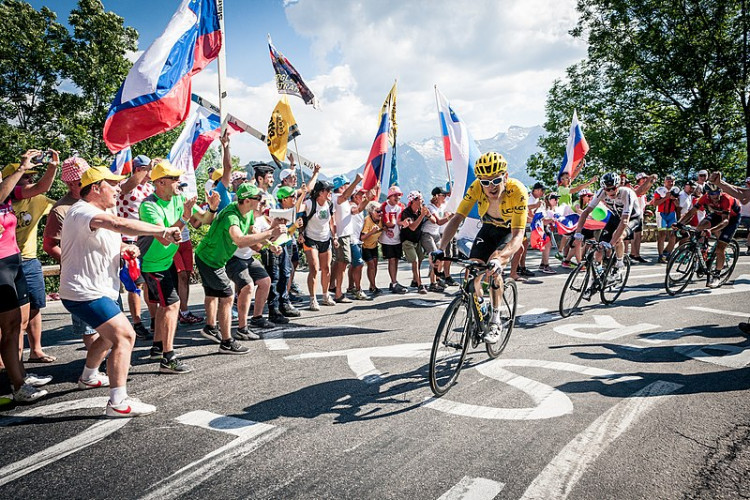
[601,255,631,304]
[559,261,590,317]
[708,239,740,287]
[665,244,696,295]
[429,296,473,396]
[486,279,518,359]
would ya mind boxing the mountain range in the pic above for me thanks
[325,125,543,195]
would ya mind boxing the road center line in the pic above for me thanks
[438,476,505,500]
[519,380,682,500]
[686,306,749,318]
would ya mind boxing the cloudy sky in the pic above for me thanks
[31,0,587,174]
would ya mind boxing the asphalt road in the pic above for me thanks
[1,242,749,500]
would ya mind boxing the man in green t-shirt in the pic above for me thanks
[137,160,219,375]
[195,183,284,354]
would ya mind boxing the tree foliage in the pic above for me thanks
[530,0,750,185]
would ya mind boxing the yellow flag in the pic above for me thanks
[267,96,301,163]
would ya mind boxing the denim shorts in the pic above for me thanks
[350,243,364,267]
[21,258,46,309]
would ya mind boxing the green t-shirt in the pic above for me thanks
[557,185,572,206]
[137,193,187,273]
[195,202,254,268]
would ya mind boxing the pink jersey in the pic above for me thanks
[0,199,20,259]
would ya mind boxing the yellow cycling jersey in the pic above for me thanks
[456,177,529,229]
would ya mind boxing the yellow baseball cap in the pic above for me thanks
[80,165,126,188]
[2,163,37,178]
[210,168,224,181]
[150,160,183,181]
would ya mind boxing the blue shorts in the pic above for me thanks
[21,258,46,309]
[350,243,364,267]
[62,297,121,330]
[659,211,676,229]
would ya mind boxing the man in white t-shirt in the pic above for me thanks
[60,166,181,418]
[424,186,451,288]
[331,173,363,303]
[379,186,407,294]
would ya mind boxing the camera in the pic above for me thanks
[32,150,52,164]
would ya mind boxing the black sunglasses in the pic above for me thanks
[479,177,504,187]
[605,186,617,192]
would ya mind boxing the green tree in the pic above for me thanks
[532,0,750,183]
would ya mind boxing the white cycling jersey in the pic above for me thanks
[590,186,642,218]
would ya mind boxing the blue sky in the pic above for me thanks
[27,0,588,173]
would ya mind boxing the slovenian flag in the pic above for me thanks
[362,84,396,190]
[110,147,133,175]
[103,0,222,153]
[435,87,482,242]
[168,104,241,197]
[557,110,589,182]
[529,213,549,250]
[554,213,579,234]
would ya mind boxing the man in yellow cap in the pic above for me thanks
[59,166,184,417]
[137,160,219,374]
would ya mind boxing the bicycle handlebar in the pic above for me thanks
[433,254,489,271]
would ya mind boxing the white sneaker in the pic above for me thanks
[24,373,52,387]
[105,397,156,418]
[484,323,502,343]
[309,299,320,311]
[321,294,336,306]
[13,383,48,403]
[78,372,110,390]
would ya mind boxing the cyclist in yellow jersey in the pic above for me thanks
[434,152,528,343]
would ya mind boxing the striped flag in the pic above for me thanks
[268,34,318,108]
[557,110,589,182]
[103,0,222,152]
[110,147,132,175]
[362,83,396,190]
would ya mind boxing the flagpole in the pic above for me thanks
[216,0,228,138]
[292,136,302,188]
[434,85,452,185]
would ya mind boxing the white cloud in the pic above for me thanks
[192,0,586,174]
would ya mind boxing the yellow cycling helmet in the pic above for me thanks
[474,152,508,178]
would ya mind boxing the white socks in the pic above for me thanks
[109,386,127,406]
[82,365,99,381]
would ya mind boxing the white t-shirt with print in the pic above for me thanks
[59,201,122,302]
[350,211,365,245]
[379,202,403,245]
[117,181,154,242]
[423,202,443,235]
[303,199,333,242]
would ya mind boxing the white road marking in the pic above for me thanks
[422,359,641,421]
[517,308,558,326]
[640,328,702,344]
[520,380,682,500]
[140,411,284,500]
[554,315,659,341]
[0,397,127,487]
[674,344,750,369]
[644,274,750,305]
[263,330,289,350]
[409,299,451,308]
[686,306,749,318]
[286,343,431,384]
[260,324,368,351]
[438,476,505,500]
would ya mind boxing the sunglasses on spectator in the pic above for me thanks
[248,195,262,201]
[604,186,617,192]
[479,177,504,187]
[374,209,382,213]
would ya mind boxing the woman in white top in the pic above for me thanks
[299,181,337,310]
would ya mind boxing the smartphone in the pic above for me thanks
[32,151,52,164]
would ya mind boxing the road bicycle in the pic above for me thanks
[665,222,740,295]
[428,256,518,396]
[559,238,631,318]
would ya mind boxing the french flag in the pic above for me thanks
[103,0,222,153]
[529,213,549,250]
[362,107,390,191]
[557,110,589,182]
[110,147,133,175]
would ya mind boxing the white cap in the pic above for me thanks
[279,168,295,181]
[697,169,708,176]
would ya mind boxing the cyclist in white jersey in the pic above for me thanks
[574,172,643,273]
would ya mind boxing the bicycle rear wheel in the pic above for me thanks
[429,295,473,396]
[665,244,696,295]
[559,261,590,317]
[486,279,518,359]
[601,255,630,304]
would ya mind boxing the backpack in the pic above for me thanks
[300,198,334,231]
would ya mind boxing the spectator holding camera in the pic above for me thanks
[652,174,679,263]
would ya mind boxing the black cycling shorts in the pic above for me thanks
[0,253,30,313]
[708,214,739,243]
[601,214,643,243]
[470,224,513,263]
